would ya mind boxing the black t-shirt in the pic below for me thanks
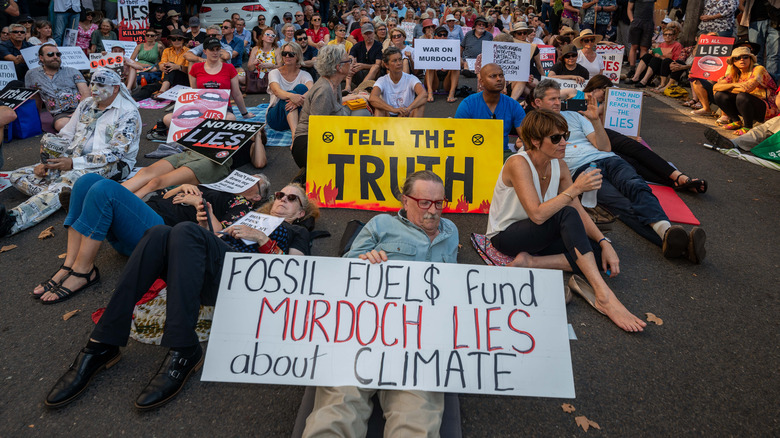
[189,30,208,45]
[145,187,251,226]
[149,15,167,33]
[551,61,590,80]
[302,44,319,81]
[349,40,382,65]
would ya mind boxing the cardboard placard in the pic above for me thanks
[306,116,502,214]
[118,0,149,43]
[63,29,78,47]
[412,39,461,70]
[571,0,583,6]
[0,87,38,109]
[167,88,230,144]
[227,212,285,245]
[101,40,138,59]
[157,84,189,101]
[21,46,91,71]
[539,44,556,75]
[89,53,124,71]
[176,118,264,164]
[481,41,532,81]
[203,170,261,194]
[0,61,17,89]
[604,88,642,137]
[689,35,734,80]
[201,253,576,399]
[595,44,624,84]
[548,76,585,91]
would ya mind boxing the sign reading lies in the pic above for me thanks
[306,116,502,214]
[167,88,230,145]
[481,41,532,81]
[689,35,734,80]
[0,87,38,109]
[596,44,625,85]
[201,254,576,398]
[604,88,643,137]
[118,0,149,43]
[539,45,556,75]
[412,39,461,70]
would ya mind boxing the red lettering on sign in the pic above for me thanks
[204,109,225,119]
[178,92,198,103]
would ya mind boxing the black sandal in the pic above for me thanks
[33,264,72,299]
[673,175,708,194]
[41,266,100,305]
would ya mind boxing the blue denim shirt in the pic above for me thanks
[345,211,459,263]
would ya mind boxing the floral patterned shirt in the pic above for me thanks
[719,65,779,120]
[698,0,738,33]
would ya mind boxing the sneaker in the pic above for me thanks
[704,127,736,150]
[147,131,168,141]
[662,225,688,259]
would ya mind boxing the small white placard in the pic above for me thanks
[202,170,259,194]
[412,38,461,70]
[0,61,17,89]
[156,84,189,101]
[548,76,585,91]
[22,46,91,70]
[101,40,138,59]
[227,212,285,245]
[481,41,532,81]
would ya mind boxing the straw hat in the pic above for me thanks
[727,46,757,65]
[559,26,576,37]
[572,29,603,48]
[511,21,531,33]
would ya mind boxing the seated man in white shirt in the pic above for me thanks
[368,46,427,117]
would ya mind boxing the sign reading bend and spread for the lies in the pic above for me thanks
[201,253,576,398]
[306,116,503,214]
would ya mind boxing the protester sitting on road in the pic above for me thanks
[306,13,329,49]
[624,24,682,90]
[247,26,278,82]
[125,29,164,86]
[156,29,190,94]
[327,23,353,54]
[532,79,707,263]
[0,23,34,80]
[705,90,780,151]
[291,44,370,169]
[369,47,427,117]
[183,25,232,64]
[386,27,413,73]
[27,20,55,45]
[425,26,460,103]
[25,44,91,132]
[76,10,97,55]
[474,33,514,94]
[572,29,604,79]
[89,19,117,53]
[0,68,141,238]
[266,42,313,137]
[487,109,646,332]
[32,173,270,304]
[303,170,458,437]
[278,23,297,49]
[548,44,590,84]
[295,29,319,82]
[44,183,316,411]
[106,45,137,90]
[345,23,383,92]
[508,22,545,101]
[461,16,493,70]
[713,47,779,136]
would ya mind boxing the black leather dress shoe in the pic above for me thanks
[134,344,203,411]
[45,346,121,408]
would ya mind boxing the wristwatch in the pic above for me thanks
[598,237,612,245]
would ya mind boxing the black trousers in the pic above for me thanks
[491,206,602,275]
[712,91,767,128]
[607,128,675,186]
[161,69,189,87]
[291,134,308,169]
[91,223,229,348]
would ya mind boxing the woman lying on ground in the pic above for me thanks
[33,172,271,304]
[487,109,646,333]
[368,47,427,117]
[45,184,317,411]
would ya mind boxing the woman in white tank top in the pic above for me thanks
[486,110,646,333]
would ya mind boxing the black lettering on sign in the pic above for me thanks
[360,155,385,200]
[328,154,355,200]
[445,156,474,202]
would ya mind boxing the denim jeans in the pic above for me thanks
[574,156,668,246]
[749,20,780,82]
[64,174,164,256]
[266,83,309,131]
[52,11,79,46]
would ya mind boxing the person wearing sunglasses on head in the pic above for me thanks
[0,23,32,79]
[75,9,97,55]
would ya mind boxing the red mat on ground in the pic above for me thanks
[649,185,700,225]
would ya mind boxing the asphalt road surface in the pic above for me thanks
[1,83,778,436]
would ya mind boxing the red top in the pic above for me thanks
[350,28,364,43]
[306,26,328,43]
[189,62,238,89]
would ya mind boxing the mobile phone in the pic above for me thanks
[562,99,587,112]
[202,200,214,233]
[40,152,50,164]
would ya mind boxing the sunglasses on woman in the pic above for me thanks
[548,131,571,144]
[146,33,156,37]
[281,51,296,57]
[274,191,303,206]
[581,37,595,43]
[170,37,184,41]
[264,32,275,37]
[734,54,752,61]
[392,33,404,38]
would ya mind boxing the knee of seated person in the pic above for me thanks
[559,205,579,219]
[735,91,752,104]
[73,173,104,191]
[169,221,206,242]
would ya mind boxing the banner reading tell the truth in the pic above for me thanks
[306,116,503,214]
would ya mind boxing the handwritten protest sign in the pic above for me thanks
[203,170,261,194]
[548,76,585,91]
[102,40,138,59]
[118,0,149,43]
[167,88,230,144]
[227,212,285,244]
[571,0,583,6]
[412,39,460,70]
[176,119,264,164]
[157,84,189,101]
[64,29,78,47]
[481,41,531,81]
[89,53,124,71]
[306,116,502,214]
[400,22,416,41]
[21,46,90,71]
[596,44,624,84]
[539,45,556,75]
[689,35,734,80]
[604,88,643,137]
[0,61,17,89]
[0,87,38,109]
[201,254,576,398]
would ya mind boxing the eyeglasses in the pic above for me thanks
[296,37,307,41]
[274,191,303,206]
[44,52,62,57]
[281,51,296,57]
[436,33,448,37]
[259,17,266,20]
[11,30,25,34]
[548,131,571,144]
[336,28,346,31]
[264,33,276,37]
[392,33,404,38]
[663,32,675,36]
[295,14,303,17]
[405,194,448,210]
[170,37,184,41]
[313,18,321,22]
[339,58,351,64]
[734,54,753,61]
[222,25,232,29]
[581,37,596,43]
[563,53,577,59]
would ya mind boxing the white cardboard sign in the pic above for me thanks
[227,212,285,245]
[101,40,138,59]
[0,61,17,89]
[64,29,78,47]
[201,254,576,398]
[203,170,259,194]
[596,44,625,85]
[548,76,585,91]
[89,53,124,71]
[21,46,90,71]
[167,88,230,144]
[156,84,189,101]
[604,88,642,137]
[481,41,532,81]
[412,38,461,70]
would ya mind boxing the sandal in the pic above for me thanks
[690,102,703,110]
[681,99,696,107]
[446,96,457,103]
[41,266,100,305]
[673,174,708,194]
[733,127,750,136]
[716,115,731,125]
[567,275,605,315]
[691,107,710,116]
[723,121,743,130]
[33,264,72,299]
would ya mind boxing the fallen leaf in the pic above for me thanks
[575,415,601,432]
[0,244,17,253]
[727,179,733,183]
[63,310,80,320]
[28,425,34,428]
[458,244,463,249]
[58,253,67,259]
[645,312,664,325]
[561,403,576,413]
[38,226,55,240]
[753,198,759,201]
[692,273,697,277]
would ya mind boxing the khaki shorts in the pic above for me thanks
[162,150,232,184]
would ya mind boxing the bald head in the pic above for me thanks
[478,63,505,94]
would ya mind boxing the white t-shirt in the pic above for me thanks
[268,69,313,107]
[397,44,414,59]
[374,72,421,115]
[576,50,604,79]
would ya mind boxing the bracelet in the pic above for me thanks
[598,237,612,245]
[259,238,278,254]
[562,192,574,200]
[241,111,249,116]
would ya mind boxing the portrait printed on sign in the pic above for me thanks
[167,89,230,144]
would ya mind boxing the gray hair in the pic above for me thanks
[534,79,560,100]
[315,44,346,77]
[494,32,513,43]
[386,17,398,25]
[402,170,443,197]
[207,24,221,33]
[281,23,296,35]
[8,23,24,33]
[253,173,272,200]
[278,41,304,67]
[486,16,496,24]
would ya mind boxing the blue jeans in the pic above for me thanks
[64,174,165,256]
[266,83,309,131]
[52,11,79,46]
[749,20,780,82]
[574,156,668,246]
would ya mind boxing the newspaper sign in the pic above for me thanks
[21,46,90,70]
[481,41,531,81]
[167,88,230,144]
[64,29,78,47]
[227,212,285,245]
[604,88,643,137]
[539,45,556,75]
[412,38,461,70]
[548,76,585,91]
[203,170,261,194]
[0,61,17,89]
[202,253,576,398]
[101,40,138,59]
[596,44,624,84]
[118,0,149,43]
[689,35,734,81]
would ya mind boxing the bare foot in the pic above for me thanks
[593,289,646,332]
[509,252,532,267]
[33,268,70,296]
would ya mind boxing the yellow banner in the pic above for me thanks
[306,116,503,214]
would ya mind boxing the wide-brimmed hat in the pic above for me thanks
[572,29,603,48]
[474,16,488,26]
[167,10,180,17]
[422,18,434,28]
[728,46,757,65]
[559,26,576,37]
[435,26,450,36]
[169,29,185,38]
[445,14,457,22]
[511,21,531,33]
[734,36,761,55]
[560,44,578,57]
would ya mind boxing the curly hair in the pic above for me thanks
[255,183,320,221]
[315,44,346,77]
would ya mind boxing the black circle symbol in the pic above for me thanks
[322,131,334,143]
[472,134,484,145]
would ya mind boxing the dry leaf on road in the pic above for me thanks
[38,226,55,240]
[62,310,80,321]
[1,244,18,253]
[575,415,601,432]
[58,253,67,259]
[645,312,664,325]
[561,403,576,413]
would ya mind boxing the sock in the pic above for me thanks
[172,344,199,357]
[85,340,116,353]
[651,220,671,239]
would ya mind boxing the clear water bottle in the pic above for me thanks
[580,162,599,208]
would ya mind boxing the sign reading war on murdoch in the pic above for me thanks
[201,254,576,398]
[306,116,503,214]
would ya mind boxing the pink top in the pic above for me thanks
[77,23,97,50]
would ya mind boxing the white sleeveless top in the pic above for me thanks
[486,152,561,238]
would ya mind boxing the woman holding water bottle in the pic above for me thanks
[485,109,646,333]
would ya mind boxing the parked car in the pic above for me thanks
[198,0,302,30]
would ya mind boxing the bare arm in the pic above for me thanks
[581,95,611,151]
[4,0,19,16]
[76,82,90,100]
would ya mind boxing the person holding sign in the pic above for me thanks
[369,46,427,116]
[424,26,461,103]
[44,183,316,410]
[303,170,458,437]
[487,109,645,332]
[548,44,590,84]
